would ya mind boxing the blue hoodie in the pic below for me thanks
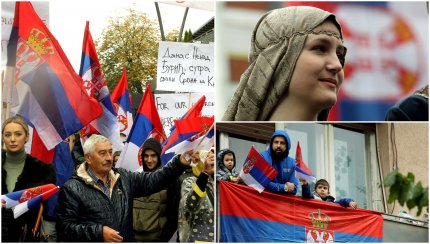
[260,130,299,194]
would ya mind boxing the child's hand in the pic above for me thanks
[349,201,358,209]
[231,177,239,183]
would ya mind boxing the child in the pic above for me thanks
[302,179,358,209]
[216,149,240,183]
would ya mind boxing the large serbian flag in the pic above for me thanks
[111,68,133,139]
[116,84,166,172]
[79,21,123,152]
[286,2,428,121]
[239,146,278,193]
[6,2,102,150]
[219,181,384,242]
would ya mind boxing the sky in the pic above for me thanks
[1,0,214,73]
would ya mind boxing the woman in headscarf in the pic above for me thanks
[222,6,347,121]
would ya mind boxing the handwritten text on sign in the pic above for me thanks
[155,93,214,137]
[156,42,214,92]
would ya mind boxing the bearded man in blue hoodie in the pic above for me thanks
[260,130,299,194]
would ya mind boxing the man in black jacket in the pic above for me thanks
[56,134,191,242]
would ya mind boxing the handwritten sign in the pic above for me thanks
[156,41,214,93]
[154,92,214,136]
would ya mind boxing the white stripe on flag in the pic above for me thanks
[90,101,123,152]
[12,82,62,150]
[116,142,141,172]
[239,169,265,193]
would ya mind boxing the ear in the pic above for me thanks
[85,154,91,165]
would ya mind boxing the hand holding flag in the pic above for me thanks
[295,142,316,183]
[1,183,59,219]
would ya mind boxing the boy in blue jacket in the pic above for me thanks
[302,179,358,209]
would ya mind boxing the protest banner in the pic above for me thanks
[154,92,214,136]
[156,41,214,93]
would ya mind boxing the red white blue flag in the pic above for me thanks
[6,2,103,150]
[161,95,206,163]
[239,146,278,193]
[111,67,133,139]
[220,181,384,242]
[295,141,316,183]
[116,84,166,172]
[13,186,59,219]
[1,183,56,209]
[78,21,123,152]
[287,2,428,121]
[165,116,214,155]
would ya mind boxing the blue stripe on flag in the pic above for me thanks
[21,63,83,138]
[249,164,272,188]
[78,53,93,76]
[220,215,382,242]
[339,100,394,121]
[118,91,132,113]
[128,113,153,147]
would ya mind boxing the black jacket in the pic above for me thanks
[1,150,56,242]
[56,155,188,242]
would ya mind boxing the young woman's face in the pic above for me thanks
[2,122,28,153]
[289,20,345,111]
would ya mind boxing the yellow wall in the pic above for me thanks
[377,123,428,220]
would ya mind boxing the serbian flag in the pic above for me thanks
[165,122,214,155]
[286,2,428,121]
[6,2,103,150]
[78,21,123,152]
[239,146,278,193]
[13,186,59,219]
[161,95,206,163]
[165,117,214,155]
[220,181,384,242]
[111,67,133,139]
[1,183,56,209]
[295,141,316,183]
[116,84,166,172]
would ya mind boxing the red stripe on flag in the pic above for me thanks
[248,146,278,180]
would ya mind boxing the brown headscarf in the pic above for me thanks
[222,6,344,121]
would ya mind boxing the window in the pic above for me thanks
[283,123,383,211]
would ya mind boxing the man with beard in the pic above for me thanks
[260,130,299,194]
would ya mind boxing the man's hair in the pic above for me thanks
[2,115,29,137]
[83,134,110,155]
[315,179,330,191]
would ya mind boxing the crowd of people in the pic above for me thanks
[1,115,215,242]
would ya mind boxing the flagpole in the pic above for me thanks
[4,67,15,121]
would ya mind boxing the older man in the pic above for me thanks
[56,135,191,242]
